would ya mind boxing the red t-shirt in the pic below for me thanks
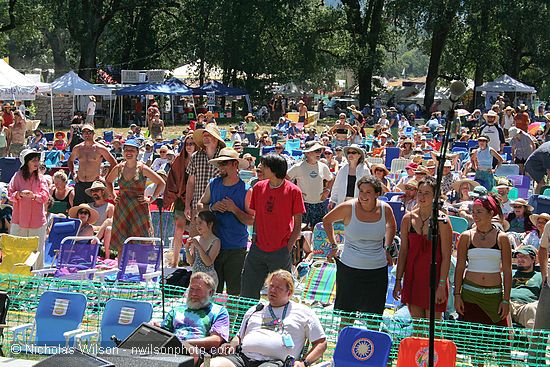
[250,180,305,252]
[2,112,13,127]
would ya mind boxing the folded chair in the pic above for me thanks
[43,150,62,169]
[309,222,345,260]
[44,218,81,268]
[0,234,40,276]
[75,298,153,348]
[151,211,174,251]
[0,158,21,184]
[9,290,87,354]
[33,236,100,280]
[300,261,337,306]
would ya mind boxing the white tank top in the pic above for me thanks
[467,231,502,273]
[340,200,388,270]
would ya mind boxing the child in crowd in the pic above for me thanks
[185,210,220,288]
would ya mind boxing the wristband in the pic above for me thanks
[501,299,509,305]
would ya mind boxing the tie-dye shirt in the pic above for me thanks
[161,302,229,342]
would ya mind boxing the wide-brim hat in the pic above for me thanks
[529,213,550,225]
[401,138,414,146]
[347,105,357,111]
[519,104,527,111]
[124,139,141,149]
[483,110,499,122]
[85,180,107,197]
[68,203,99,225]
[193,124,226,149]
[397,179,418,192]
[55,131,66,139]
[388,107,398,112]
[452,178,479,192]
[303,142,325,153]
[245,113,255,120]
[243,153,256,161]
[495,178,513,189]
[89,96,96,101]
[343,144,365,162]
[510,198,534,212]
[424,159,436,169]
[504,106,514,112]
[371,163,389,175]
[81,124,95,132]
[19,149,41,167]
[208,147,248,169]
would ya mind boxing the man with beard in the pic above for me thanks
[157,272,230,350]
[198,148,253,296]
[85,181,115,258]
[68,124,117,205]
[509,246,542,328]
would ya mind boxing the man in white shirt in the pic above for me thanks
[287,141,333,230]
[86,95,96,124]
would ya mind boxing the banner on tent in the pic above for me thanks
[207,91,216,107]
[0,86,36,100]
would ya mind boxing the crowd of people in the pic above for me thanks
[1,94,550,366]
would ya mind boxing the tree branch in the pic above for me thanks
[0,0,17,33]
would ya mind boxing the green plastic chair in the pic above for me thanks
[491,187,518,200]
[543,188,550,197]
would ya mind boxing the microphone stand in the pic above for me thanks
[156,197,166,319]
[427,98,458,367]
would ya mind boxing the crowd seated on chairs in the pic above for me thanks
[0,101,550,366]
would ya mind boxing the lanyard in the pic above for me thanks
[268,302,289,332]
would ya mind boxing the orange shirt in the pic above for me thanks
[514,112,530,132]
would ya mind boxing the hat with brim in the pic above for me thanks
[401,138,414,146]
[68,203,99,225]
[529,213,550,225]
[343,144,365,162]
[230,127,237,133]
[81,124,95,132]
[478,136,490,142]
[245,113,255,120]
[505,106,514,112]
[483,110,499,122]
[89,96,96,102]
[545,113,550,122]
[519,104,527,111]
[209,147,248,169]
[397,179,418,192]
[19,149,41,167]
[452,178,479,192]
[495,178,513,190]
[469,185,488,199]
[414,166,428,175]
[371,163,389,176]
[55,131,66,139]
[388,107,398,112]
[85,180,107,197]
[514,245,537,258]
[123,139,141,149]
[303,142,325,153]
[193,124,226,149]
[444,160,453,168]
[424,160,436,169]
[243,153,256,161]
[347,105,357,111]
[510,199,534,212]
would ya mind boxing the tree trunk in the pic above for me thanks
[44,30,71,77]
[472,3,490,109]
[78,38,98,82]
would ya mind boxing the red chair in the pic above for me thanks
[396,337,457,367]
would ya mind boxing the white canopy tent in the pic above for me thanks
[477,74,537,93]
[0,59,37,100]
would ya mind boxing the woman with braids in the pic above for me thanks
[393,176,453,319]
[454,193,512,326]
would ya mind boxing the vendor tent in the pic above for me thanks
[0,60,36,100]
[477,74,537,93]
[116,83,173,96]
[196,80,248,96]
[164,77,199,95]
[271,82,304,97]
[51,71,111,96]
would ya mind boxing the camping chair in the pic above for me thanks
[495,164,520,176]
[103,130,114,143]
[309,222,345,260]
[239,170,255,183]
[452,141,467,149]
[9,290,87,354]
[300,261,336,306]
[449,215,468,234]
[0,157,20,183]
[75,298,153,349]
[0,291,9,357]
[388,201,405,233]
[385,192,404,201]
[396,337,457,367]
[366,157,384,165]
[33,236,100,280]
[43,150,62,169]
[384,147,400,169]
[535,195,550,215]
[44,218,81,268]
[390,158,411,174]
[508,175,530,198]
[0,235,40,276]
[285,138,301,152]
[243,146,260,161]
[94,237,162,285]
[325,326,392,367]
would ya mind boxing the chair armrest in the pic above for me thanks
[32,268,57,277]
[94,268,119,282]
[9,323,34,345]
[76,268,98,279]
[75,331,98,348]
[63,328,83,347]
[143,271,162,281]
[311,361,332,367]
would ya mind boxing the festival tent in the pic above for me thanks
[51,71,112,96]
[477,74,537,93]
[272,82,304,97]
[116,83,173,96]
[195,80,248,97]
[164,77,199,95]
[0,59,37,100]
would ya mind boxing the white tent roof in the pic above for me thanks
[25,74,52,93]
[51,71,111,96]
[0,60,36,100]
[272,82,304,96]
[173,63,223,81]
[408,87,449,102]
[477,74,537,93]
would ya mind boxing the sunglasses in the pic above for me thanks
[347,151,359,155]
[325,152,333,155]
[186,142,196,146]
[275,147,284,150]
[78,210,90,215]
[512,205,524,209]
[159,151,168,154]
[218,160,235,166]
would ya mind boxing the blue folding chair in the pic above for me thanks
[103,130,114,143]
[467,140,478,150]
[508,175,530,199]
[332,326,392,367]
[285,138,301,152]
[535,196,550,215]
[403,126,414,137]
[451,147,468,154]
[9,291,87,353]
[292,149,303,158]
[495,164,520,176]
[503,145,512,156]
[44,218,81,268]
[219,129,227,140]
[75,298,153,348]
[262,145,275,155]
[378,196,388,202]
[44,132,54,142]
[449,215,468,234]
[0,157,20,183]
[388,201,405,232]
[43,150,62,169]
[385,192,404,201]
[385,147,400,169]
[453,141,467,149]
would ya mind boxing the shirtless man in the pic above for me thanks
[68,124,117,205]
[328,113,354,148]
[298,100,309,124]
[8,111,27,157]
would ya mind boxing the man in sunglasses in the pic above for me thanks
[287,142,333,231]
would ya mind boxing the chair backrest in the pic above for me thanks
[385,192,404,201]
[503,145,512,155]
[118,238,162,282]
[333,326,392,367]
[238,170,255,183]
[378,196,388,202]
[285,138,301,152]
[507,175,530,198]
[34,291,87,347]
[495,164,520,176]
[44,218,81,268]
[385,147,401,169]
[390,158,411,174]
[302,261,337,305]
[54,237,100,280]
[453,141,467,149]
[366,157,384,165]
[44,132,54,142]
[0,235,39,275]
[311,222,345,259]
[467,140,478,150]
[262,145,275,155]
[291,149,303,158]
[451,147,468,154]
[396,337,457,367]
[403,126,414,137]
[100,298,153,348]
[535,196,550,215]
[388,201,405,233]
[0,157,21,183]
[103,130,114,143]
[243,146,260,161]
[449,215,468,234]
[219,129,227,140]
[43,150,61,168]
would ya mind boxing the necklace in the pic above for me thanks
[477,226,494,241]
[269,180,284,189]
[418,212,431,231]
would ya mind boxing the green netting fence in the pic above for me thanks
[0,273,548,366]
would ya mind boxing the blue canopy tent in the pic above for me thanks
[196,80,252,112]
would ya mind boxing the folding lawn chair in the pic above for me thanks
[44,217,81,268]
[0,291,9,357]
[327,326,393,367]
[300,261,336,306]
[0,234,40,276]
